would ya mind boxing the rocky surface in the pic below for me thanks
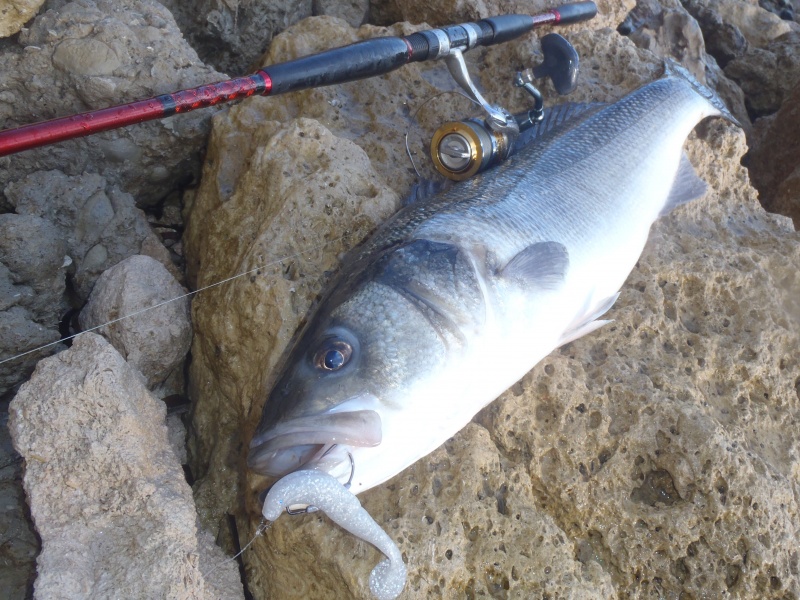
[0,0,224,208]
[158,0,313,76]
[182,12,800,600]
[723,30,800,118]
[0,213,68,396]
[5,171,153,301]
[79,255,192,389]
[0,0,46,37]
[0,400,38,598]
[8,333,243,599]
[370,0,636,30]
[746,80,800,228]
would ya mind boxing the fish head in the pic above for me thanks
[248,275,448,482]
[247,318,382,478]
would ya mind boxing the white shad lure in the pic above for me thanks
[256,64,736,598]
[263,469,406,600]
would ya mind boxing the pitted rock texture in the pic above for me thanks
[724,31,800,118]
[79,255,192,389]
[159,0,312,75]
[0,0,45,37]
[8,333,243,599]
[4,171,153,301]
[747,80,800,227]
[0,214,68,397]
[0,0,224,208]
[183,16,800,600]
[370,0,635,31]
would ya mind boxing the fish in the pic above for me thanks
[248,64,735,502]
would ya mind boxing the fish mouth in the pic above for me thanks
[247,409,382,477]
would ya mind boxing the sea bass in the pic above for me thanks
[249,66,733,500]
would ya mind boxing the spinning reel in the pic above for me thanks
[429,33,580,180]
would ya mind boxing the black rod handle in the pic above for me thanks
[552,1,598,25]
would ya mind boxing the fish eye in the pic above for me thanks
[314,339,353,372]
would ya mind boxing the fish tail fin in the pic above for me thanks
[662,59,741,127]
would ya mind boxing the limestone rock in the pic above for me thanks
[724,31,800,118]
[0,0,225,208]
[617,0,750,124]
[159,0,312,75]
[314,0,369,27]
[8,333,243,599]
[5,171,154,300]
[0,214,69,397]
[682,0,750,67]
[370,0,635,31]
[0,0,45,37]
[79,255,192,389]
[758,0,797,20]
[182,16,800,600]
[746,80,800,227]
[0,400,38,598]
[687,0,797,48]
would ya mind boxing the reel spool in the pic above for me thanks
[430,119,510,181]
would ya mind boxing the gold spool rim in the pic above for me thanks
[430,121,484,181]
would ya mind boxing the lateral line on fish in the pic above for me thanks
[0,235,348,366]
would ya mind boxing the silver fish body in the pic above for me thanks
[249,70,727,495]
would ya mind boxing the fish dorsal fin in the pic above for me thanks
[514,102,606,152]
[501,241,569,290]
[660,152,708,216]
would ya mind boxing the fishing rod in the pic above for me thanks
[0,2,596,158]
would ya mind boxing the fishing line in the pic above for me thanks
[0,235,347,366]
[205,519,272,579]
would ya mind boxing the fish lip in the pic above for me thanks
[247,408,382,477]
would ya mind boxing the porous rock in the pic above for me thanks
[5,170,153,301]
[370,0,635,31]
[746,80,800,227]
[0,0,45,37]
[0,0,224,208]
[686,0,797,48]
[724,30,800,118]
[314,0,370,27]
[159,0,312,75]
[183,16,800,600]
[681,0,750,67]
[0,214,68,397]
[617,0,749,124]
[0,402,39,597]
[79,255,192,389]
[8,332,243,599]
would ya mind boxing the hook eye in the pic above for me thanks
[286,504,319,515]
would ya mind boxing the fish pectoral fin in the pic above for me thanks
[557,318,612,347]
[500,241,569,290]
[660,152,708,216]
[557,292,620,346]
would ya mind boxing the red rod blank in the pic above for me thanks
[0,72,270,157]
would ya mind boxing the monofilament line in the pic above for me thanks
[0,235,347,366]
[205,519,272,580]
